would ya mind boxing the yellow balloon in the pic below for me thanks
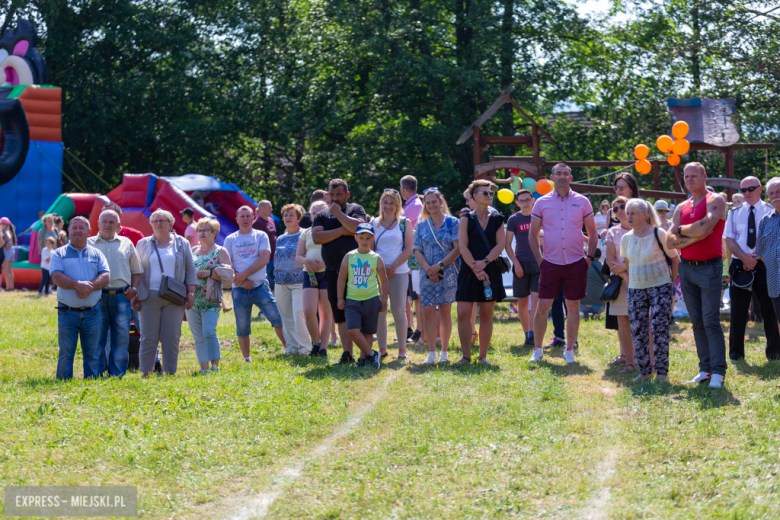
[497,189,514,205]
[672,121,689,140]
[634,144,649,160]
[672,138,690,156]
[635,159,652,175]
[657,135,674,153]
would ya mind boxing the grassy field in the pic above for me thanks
[2,290,780,519]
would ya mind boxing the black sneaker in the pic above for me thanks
[336,352,355,365]
[356,357,366,367]
[524,335,535,347]
[380,352,389,359]
[309,344,321,357]
[410,330,422,343]
[406,327,414,341]
[318,348,328,358]
[573,341,579,350]
[371,350,381,369]
[545,339,565,349]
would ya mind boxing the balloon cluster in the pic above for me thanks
[495,174,553,204]
[657,121,690,166]
[632,121,691,174]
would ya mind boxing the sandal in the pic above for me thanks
[607,355,627,365]
[456,357,472,365]
[619,363,636,373]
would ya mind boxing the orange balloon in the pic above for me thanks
[657,135,674,153]
[667,154,680,166]
[536,179,553,195]
[634,144,649,160]
[672,138,690,156]
[635,159,651,175]
[672,121,689,140]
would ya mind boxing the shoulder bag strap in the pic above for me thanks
[153,241,167,276]
[372,218,395,251]
[470,211,493,257]
[653,227,673,276]
[427,217,459,274]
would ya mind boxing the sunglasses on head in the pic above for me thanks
[613,204,626,210]
[384,188,399,194]
[423,187,439,194]
[740,185,760,194]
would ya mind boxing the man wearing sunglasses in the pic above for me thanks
[529,163,598,364]
[724,176,780,362]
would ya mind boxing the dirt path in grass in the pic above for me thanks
[221,370,400,520]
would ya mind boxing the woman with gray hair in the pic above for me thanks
[131,209,197,376]
[622,198,679,382]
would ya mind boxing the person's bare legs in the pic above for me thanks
[478,302,496,359]
[423,305,438,353]
[318,290,333,346]
[457,302,475,359]
[238,336,251,359]
[534,298,555,349]
[302,287,322,343]
[517,296,530,334]
[564,299,581,349]
[338,321,353,355]
[347,329,374,358]
[274,325,286,348]
[529,292,538,335]
[415,299,425,344]
[406,298,414,332]
[617,315,635,367]
[438,303,453,352]
[470,304,478,343]
[3,261,14,290]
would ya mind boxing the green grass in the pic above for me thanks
[2,291,780,519]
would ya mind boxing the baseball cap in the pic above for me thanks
[654,200,670,212]
[179,207,194,217]
[356,223,375,236]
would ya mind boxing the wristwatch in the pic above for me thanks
[678,227,686,237]
[130,286,137,293]
[188,292,195,296]
[438,261,445,271]
[586,254,595,261]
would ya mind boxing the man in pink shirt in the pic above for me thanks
[401,175,424,344]
[529,163,598,363]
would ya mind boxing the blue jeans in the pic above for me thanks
[98,292,131,377]
[552,285,565,340]
[186,308,221,364]
[56,304,102,380]
[233,282,283,336]
[680,260,727,376]
[267,258,275,291]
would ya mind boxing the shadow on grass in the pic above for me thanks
[730,359,780,381]
[405,361,501,375]
[628,380,741,409]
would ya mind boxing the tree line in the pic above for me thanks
[2,0,778,214]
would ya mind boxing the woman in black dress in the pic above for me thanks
[456,179,506,365]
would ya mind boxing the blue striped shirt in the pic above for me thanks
[49,244,110,308]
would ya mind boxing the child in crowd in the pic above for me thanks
[38,236,56,298]
[337,223,389,369]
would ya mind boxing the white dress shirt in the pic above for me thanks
[724,200,773,258]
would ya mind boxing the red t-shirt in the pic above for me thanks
[118,226,145,246]
[680,192,725,261]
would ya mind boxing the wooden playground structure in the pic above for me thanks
[457,86,773,201]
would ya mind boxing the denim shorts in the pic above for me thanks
[302,271,328,290]
[232,282,283,336]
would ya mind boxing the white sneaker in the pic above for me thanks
[439,351,449,364]
[422,351,438,364]
[685,371,710,384]
[709,374,724,389]
[530,348,544,362]
[244,357,252,363]
[563,347,576,364]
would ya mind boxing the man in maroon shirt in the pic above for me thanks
[103,202,144,246]
[253,200,278,290]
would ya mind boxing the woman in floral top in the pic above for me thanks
[186,218,232,374]
[274,204,311,355]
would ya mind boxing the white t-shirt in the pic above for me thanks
[371,218,410,274]
[41,247,53,271]
[149,245,176,291]
[223,229,270,285]
[594,212,609,233]
[298,227,324,272]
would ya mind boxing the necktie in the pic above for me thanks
[748,206,756,250]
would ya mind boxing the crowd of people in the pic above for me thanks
[10,163,778,387]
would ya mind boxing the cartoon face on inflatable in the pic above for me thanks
[0,20,47,87]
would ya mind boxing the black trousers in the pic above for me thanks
[729,259,780,360]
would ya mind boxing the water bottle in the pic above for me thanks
[308,271,319,287]
[483,278,493,301]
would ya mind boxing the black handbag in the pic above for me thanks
[599,274,623,302]
[471,211,511,274]
[154,241,187,306]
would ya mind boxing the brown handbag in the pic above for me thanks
[204,266,234,303]
[154,242,186,306]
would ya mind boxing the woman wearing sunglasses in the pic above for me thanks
[456,179,506,365]
[605,196,636,372]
